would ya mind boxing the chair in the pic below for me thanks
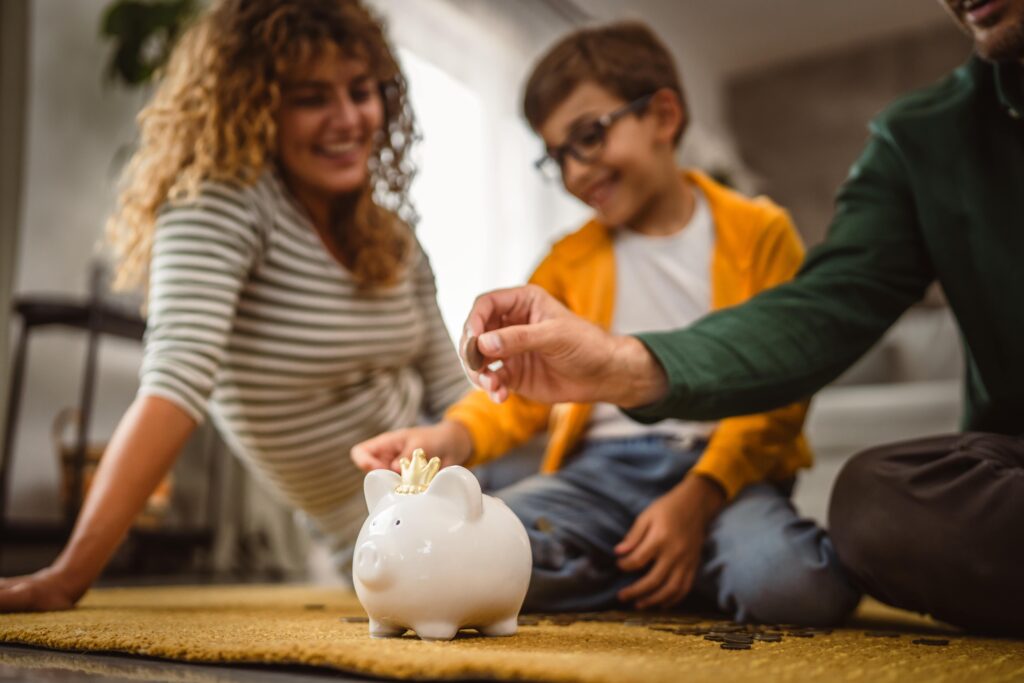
[0,261,219,573]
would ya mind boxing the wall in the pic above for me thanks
[0,0,30,472]
[576,0,950,191]
[727,21,972,246]
[7,0,147,521]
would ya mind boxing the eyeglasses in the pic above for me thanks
[534,93,654,181]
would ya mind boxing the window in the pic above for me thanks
[373,0,589,340]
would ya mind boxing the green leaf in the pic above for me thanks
[99,0,197,87]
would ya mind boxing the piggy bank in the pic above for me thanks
[353,449,532,641]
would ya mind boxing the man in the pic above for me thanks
[463,0,1024,634]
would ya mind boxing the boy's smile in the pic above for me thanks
[538,82,691,234]
[584,175,618,211]
[539,82,658,225]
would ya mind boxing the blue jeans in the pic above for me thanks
[492,435,861,625]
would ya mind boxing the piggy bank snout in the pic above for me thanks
[355,541,391,588]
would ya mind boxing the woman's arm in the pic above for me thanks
[0,181,264,612]
[0,395,195,611]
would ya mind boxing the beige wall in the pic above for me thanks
[0,0,29,439]
[8,0,146,521]
[727,22,971,247]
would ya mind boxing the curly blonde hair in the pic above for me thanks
[107,0,417,292]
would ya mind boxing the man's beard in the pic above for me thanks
[976,18,1024,61]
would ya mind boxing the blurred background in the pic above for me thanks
[0,0,969,582]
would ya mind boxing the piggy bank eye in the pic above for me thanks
[394,519,401,526]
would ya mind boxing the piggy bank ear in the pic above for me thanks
[364,469,401,513]
[426,466,483,521]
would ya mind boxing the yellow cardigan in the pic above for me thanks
[444,171,813,499]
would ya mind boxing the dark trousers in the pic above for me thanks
[829,433,1024,635]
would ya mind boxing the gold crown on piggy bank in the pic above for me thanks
[395,448,441,494]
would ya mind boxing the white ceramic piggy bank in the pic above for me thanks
[353,449,532,641]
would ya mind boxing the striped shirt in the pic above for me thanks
[139,170,469,550]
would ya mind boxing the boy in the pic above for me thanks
[352,22,859,625]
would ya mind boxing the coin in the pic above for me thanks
[303,604,326,610]
[339,616,369,623]
[723,634,755,644]
[720,643,752,650]
[912,638,950,646]
[572,611,634,623]
[658,615,703,625]
[787,631,815,638]
[462,335,486,372]
[672,627,711,636]
[710,623,747,633]
[754,633,782,642]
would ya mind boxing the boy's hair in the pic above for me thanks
[523,21,687,145]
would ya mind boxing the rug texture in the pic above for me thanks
[1,585,1021,683]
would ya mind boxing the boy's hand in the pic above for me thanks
[0,567,80,612]
[614,473,725,609]
[350,420,473,473]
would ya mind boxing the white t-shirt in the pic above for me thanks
[585,188,718,442]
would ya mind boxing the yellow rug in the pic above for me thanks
[1,585,1021,682]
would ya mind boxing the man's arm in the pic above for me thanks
[629,130,934,422]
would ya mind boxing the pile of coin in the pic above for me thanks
[512,612,954,650]
[518,614,839,651]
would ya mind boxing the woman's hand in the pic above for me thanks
[351,420,474,473]
[0,566,82,613]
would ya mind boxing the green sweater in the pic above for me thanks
[630,56,1024,435]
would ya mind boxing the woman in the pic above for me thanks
[0,0,467,611]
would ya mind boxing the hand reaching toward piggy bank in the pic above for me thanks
[353,449,532,641]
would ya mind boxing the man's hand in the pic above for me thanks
[615,474,725,609]
[351,420,473,473]
[461,285,668,407]
[0,566,81,613]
